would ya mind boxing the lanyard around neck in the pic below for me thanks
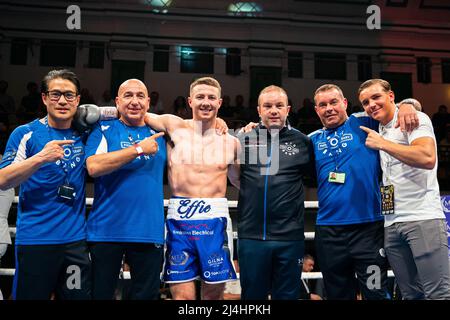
[44,116,75,182]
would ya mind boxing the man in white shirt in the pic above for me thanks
[358,78,450,300]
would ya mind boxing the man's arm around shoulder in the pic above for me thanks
[144,113,187,136]
[227,135,241,189]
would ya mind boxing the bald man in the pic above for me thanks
[85,79,166,300]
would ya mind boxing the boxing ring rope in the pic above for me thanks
[6,197,319,240]
[1,197,396,279]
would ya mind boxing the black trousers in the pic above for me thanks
[315,221,390,300]
[239,239,304,300]
[88,242,163,300]
[13,240,91,300]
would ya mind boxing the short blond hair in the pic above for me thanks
[258,85,288,106]
[189,77,221,97]
[313,84,344,104]
[358,79,391,95]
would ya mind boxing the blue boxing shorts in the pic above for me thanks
[162,197,237,284]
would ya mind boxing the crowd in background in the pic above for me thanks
[0,79,449,187]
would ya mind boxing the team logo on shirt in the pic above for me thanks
[120,141,135,149]
[55,145,84,168]
[61,145,83,160]
[317,132,353,157]
[280,142,299,156]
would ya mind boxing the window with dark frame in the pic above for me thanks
[314,53,347,80]
[180,46,214,74]
[358,54,372,81]
[40,40,76,67]
[417,57,432,83]
[288,52,303,78]
[88,42,105,69]
[442,58,450,84]
[10,38,28,65]
[153,45,169,72]
[226,48,241,76]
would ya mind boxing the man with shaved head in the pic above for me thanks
[85,79,166,300]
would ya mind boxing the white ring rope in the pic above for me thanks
[3,197,397,279]
[7,197,319,239]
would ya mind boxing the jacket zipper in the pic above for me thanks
[263,140,272,240]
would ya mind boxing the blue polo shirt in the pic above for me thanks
[0,119,87,245]
[85,119,166,244]
[309,113,383,225]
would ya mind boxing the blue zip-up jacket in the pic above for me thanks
[237,124,313,241]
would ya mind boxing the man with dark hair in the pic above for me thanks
[0,69,91,300]
[308,83,418,300]
[359,79,450,299]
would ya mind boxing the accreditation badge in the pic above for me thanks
[57,183,76,203]
[381,185,395,215]
[328,171,346,184]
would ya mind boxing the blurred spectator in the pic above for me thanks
[348,102,363,115]
[218,95,234,120]
[298,98,315,121]
[172,95,191,119]
[79,88,96,105]
[236,94,258,122]
[0,121,9,154]
[299,254,322,300]
[288,99,300,128]
[99,89,115,106]
[298,98,321,134]
[19,81,41,122]
[0,80,16,127]
[150,91,164,114]
[432,105,449,144]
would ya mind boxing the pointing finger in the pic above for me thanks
[150,132,165,139]
[359,126,373,134]
[52,140,76,145]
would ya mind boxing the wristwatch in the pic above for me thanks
[134,144,145,157]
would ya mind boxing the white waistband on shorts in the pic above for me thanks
[167,197,230,220]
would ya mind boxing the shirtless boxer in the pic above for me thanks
[144,77,240,300]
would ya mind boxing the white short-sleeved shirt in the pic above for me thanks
[379,109,444,227]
